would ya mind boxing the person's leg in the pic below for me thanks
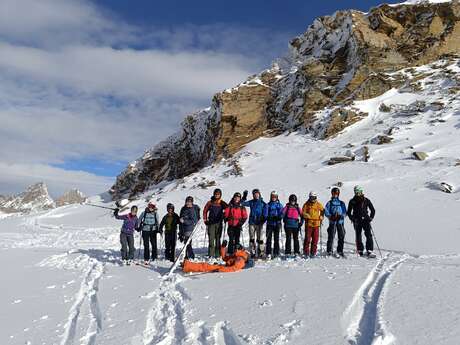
[164,232,171,261]
[256,225,263,256]
[127,234,135,260]
[142,231,150,261]
[354,222,364,255]
[285,227,292,254]
[171,232,177,261]
[151,232,158,260]
[227,227,235,255]
[208,224,217,257]
[337,224,345,254]
[120,233,128,260]
[311,227,319,256]
[273,225,280,257]
[304,226,313,256]
[248,224,256,256]
[363,221,374,252]
[326,223,336,254]
[293,229,300,255]
[235,227,241,247]
[266,225,273,256]
[215,223,223,257]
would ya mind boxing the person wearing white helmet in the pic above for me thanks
[302,191,325,257]
[347,186,376,257]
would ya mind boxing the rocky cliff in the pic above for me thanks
[111,0,460,198]
[55,189,87,207]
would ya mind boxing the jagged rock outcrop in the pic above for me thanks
[56,189,87,207]
[111,0,460,198]
[0,182,55,213]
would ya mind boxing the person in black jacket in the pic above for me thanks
[159,203,181,262]
[179,196,201,259]
[347,186,376,257]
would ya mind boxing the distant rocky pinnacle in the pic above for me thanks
[111,0,460,199]
[0,184,86,214]
[55,189,87,207]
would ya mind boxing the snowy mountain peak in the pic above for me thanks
[0,182,56,214]
[111,0,460,199]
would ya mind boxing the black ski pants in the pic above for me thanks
[164,231,177,262]
[354,220,373,253]
[266,224,280,257]
[285,227,300,255]
[227,226,241,255]
[142,231,158,261]
[326,222,345,254]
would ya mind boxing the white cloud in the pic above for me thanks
[0,0,290,196]
[0,162,113,198]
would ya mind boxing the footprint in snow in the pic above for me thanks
[259,299,273,307]
[12,299,22,304]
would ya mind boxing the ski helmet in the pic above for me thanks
[309,191,318,199]
[130,205,138,212]
[270,190,278,199]
[147,202,156,209]
[166,203,174,210]
[213,188,222,197]
[185,196,194,203]
[354,185,364,195]
[288,194,297,203]
[252,188,260,195]
[331,187,340,195]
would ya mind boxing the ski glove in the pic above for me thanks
[222,240,228,248]
[204,220,210,226]
[113,208,119,216]
[242,190,248,201]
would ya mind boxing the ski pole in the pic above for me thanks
[82,203,117,211]
[370,225,383,258]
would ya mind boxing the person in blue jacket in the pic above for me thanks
[263,191,283,258]
[324,187,347,257]
[242,189,267,258]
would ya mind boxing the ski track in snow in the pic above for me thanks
[56,256,104,345]
[343,253,409,345]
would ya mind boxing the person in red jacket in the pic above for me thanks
[223,192,248,254]
[183,241,249,273]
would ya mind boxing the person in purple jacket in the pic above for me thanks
[114,205,139,265]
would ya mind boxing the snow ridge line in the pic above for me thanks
[343,254,409,345]
[60,258,104,345]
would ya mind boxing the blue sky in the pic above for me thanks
[0,0,395,197]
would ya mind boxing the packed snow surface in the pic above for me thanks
[1,60,460,344]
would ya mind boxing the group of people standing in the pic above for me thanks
[114,185,376,265]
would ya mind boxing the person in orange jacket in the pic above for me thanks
[302,191,325,257]
[182,241,249,273]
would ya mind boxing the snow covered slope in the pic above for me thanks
[0,58,459,345]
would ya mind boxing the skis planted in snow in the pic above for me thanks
[164,221,202,277]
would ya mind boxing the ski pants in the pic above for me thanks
[354,220,373,253]
[120,232,135,260]
[164,231,177,262]
[304,226,319,256]
[142,231,158,261]
[285,227,300,255]
[266,224,280,257]
[207,222,223,258]
[249,224,263,255]
[326,223,345,254]
[183,234,195,259]
[227,226,241,255]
